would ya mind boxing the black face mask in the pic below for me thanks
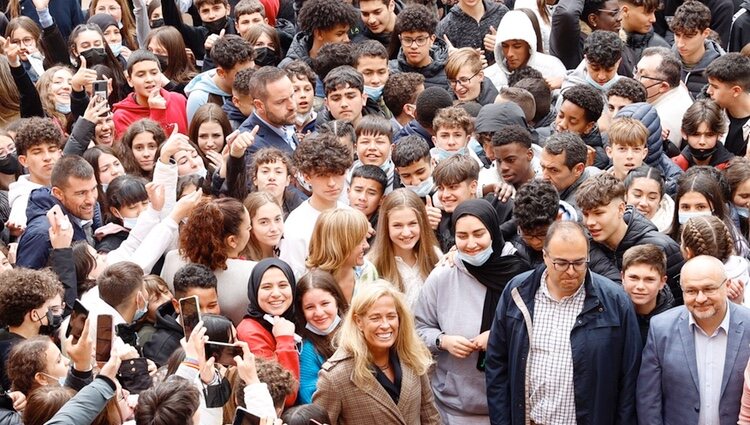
[689,145,718,161]
[253,47,280,67]
[150,18,165,28]
[38,310,63,336]
[155,54,169,71]
[80,47,108,67]
[203,16,227,35]
[203,376,232,408]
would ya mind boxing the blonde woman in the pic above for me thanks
[313,280,441,425]
[242,191,284,261]
[368,189,441,307]
[306,208,378,303]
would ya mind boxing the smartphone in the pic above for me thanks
[93,80,108,101]
[66,300,89,344]
[205,342,243,366]
[232,407,261,425]
[179,295,200,338]
[95,314,113,363]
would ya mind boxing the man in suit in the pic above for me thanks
[636,255,750,425]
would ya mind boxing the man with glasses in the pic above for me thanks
[637,255,750,425]
[486,220,642,425]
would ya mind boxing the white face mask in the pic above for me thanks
[305,315,342,336]
[456,244,494,266]
[192,167,208,179]
[678,210,712,224]
[405,176,434,197]
[122,216,138,229]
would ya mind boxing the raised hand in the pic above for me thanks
[66,318,93,371]
[71,56,98,91]
[145,182,165,212]
[425,196,441,230]
[148,88,166,110]
[229,126,258,158]
[46,205,74,249]
[170,188,203,222]
[83,95,110,123]
[1,37,22,67]
[204,28,225,51]
[271,316,295,338]
[483,26,497,53]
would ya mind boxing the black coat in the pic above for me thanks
[142,302,183,367]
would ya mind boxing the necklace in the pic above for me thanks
[375,361,390,370]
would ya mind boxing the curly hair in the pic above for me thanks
[297,0,359,34]
[180,197,247,271]
[383,72,424,117]
[210,35,255,70]
[7,337,52,394]
[491,124,533,149]
[282,60,317,88]
[507,66,543,86]
[173,263,218,297]
[432,106,474,135]
[583,30,623,68]
[14,117,63,156]
[233,357,297,410]
[680,215,735,262]
[561,84,604,123]
[575,172,626,211]
[514,179,559,231]
[394,4,437,36]
[293,132,354,177]
[670,0,711,34]
[0,268,62,327]
[607,77,647,103]
[312,44,354,82]
[135,376,200,425]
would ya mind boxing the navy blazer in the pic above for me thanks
[238,113,296,159]
[636,302,750,425]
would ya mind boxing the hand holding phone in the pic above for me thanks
[179,296,201,338]
[66,300,89,343]
[232,407,261,425]
[96,314,113,364]
[204,342,243,366]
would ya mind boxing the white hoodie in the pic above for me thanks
[485,10,567,89]
[8,174,44,228]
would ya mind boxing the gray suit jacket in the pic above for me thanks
[636,302,750,425]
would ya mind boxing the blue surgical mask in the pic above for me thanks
[55,102,71,114]
[305,315,342,336]
[363,85,384,102]
[41,372,66,387]
[678,210,712,225]
[456,245,494,267]
[122,216,139,229]
[109,42,123,57]
[405,176,434,197]
[431,146,468,162]
[133,293,149,322]
[585,72,619,92]
[738,206,749,218]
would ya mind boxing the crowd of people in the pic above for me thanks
[2,0,750,422]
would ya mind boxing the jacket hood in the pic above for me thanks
[26,187,63,223]
[672,39,723,72]
[183,71,229,97]
[396,38,449,77]
[494,10,538,73]
[475,102,527,133]
[154,302,182,333]
[616,102,663,165]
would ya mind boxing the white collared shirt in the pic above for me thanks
[690,304,730,425]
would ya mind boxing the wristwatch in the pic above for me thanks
[436,333,445,350]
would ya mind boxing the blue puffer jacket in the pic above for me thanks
[615,102,683,195]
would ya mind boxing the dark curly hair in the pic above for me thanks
[233,357,297,410]
[670,0,711,34]
[394,4,437,36]
[282,60,317,87]
[311,43,354,82]
[514,179,560,231]
[583,30,623,68]
[544,132,588,169]
[210,35,255,70]
[297,0,359,34]
[7,337,52,395]
[180,197,247,271]
[491,124,533,148]
[507,66,543,86]
[383,72,424,117]
[575,172,626,211]
[607,77,647,103]
[293,132,354,176]
[14,117,63,156]
[561,84,604,123]
[173,263,218,298]
[0,268,62,327]
[135,376,200,425]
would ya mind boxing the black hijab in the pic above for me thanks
[246,258,297,335]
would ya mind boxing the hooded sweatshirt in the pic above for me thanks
[7,175,44,228]
[677,39,724,100]
[389,38,450,90]
[112,88,188,139]
[435,0,508,65]
[485,10,566,89]
[184,70,230,123]
[279,32,314,68]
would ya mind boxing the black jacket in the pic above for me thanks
[452,77,499,106]
[730,0,750,52]
[389,39,450,91]
[435,0,508,65]
[509,234,543,267]
[677,40,723,100]
[582,127,609,170]
[549,0,590,69]
[588,207,685,304]
[0,330,23,392]
[636,288,675,346]
[142,302,183,367]
[279,32,314,68]
[621,30,670,78]
[393,119,433,147]
[161,0,236,60]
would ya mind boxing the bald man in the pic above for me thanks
[636,256,750,425]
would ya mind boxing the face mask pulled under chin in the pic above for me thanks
[405,176,434,198]
[203,16,227,34]
[456,244,494,267]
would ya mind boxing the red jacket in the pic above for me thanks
[237,317,299,406]
[112,88,188,139]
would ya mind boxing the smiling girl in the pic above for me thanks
[242,192,284,261]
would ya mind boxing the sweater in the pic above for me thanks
[298,339,325,404]
[435,0,508,65]
[112,88,188,139]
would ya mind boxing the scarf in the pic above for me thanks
[245,258,297,335]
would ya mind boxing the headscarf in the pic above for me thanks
[246,258,297,335]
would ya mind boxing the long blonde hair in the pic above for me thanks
[334,280,432,387]
[306,208,369,272]
[368,189,440,292]
[36,66,73,129]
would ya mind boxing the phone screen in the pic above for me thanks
[66,300,89,344]
[232,407,261,425]
[96,314,113,363]
[93,80,108,101]
[179,296,200,338]
[205,342,242,366]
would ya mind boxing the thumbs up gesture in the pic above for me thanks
[204,28,225,51]
[483,26,497,53]
[425,195,442,230]
[71,55,98,91]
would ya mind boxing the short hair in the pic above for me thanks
[392,135,431,167]
[0,268,62,327]
[352,40,388,66]
[432,107,474,134]
[97,262,144,309]
[351,165,387,195]
[249,358,296,410]
[282,60,316,86]
[318,120,356,146]
[544,132,588,169]
[620,0,660,14]
[543,220,590,250]
[173,263,218,298]
[582,0,612,24]
[312,43,354,82]
[513,77,551,122]
[294,132,354,176]
[394,4,438,35]
[498,87,536,123]
[507,66,544,86]
[234,0,265,18]
[324,65,364,96]
[583,30,623,68]
[383,72,425,117]
[297,0,359,33]
[251,147,293,177]
[705,53,750,91]
[609,117,648,147]
[670,0,711,34]
[576,172,627,211]
[232,68,255,96]
[514,179,560,230]
[125,49,160,74]
[356,115,393,140]
[622,244,667,276]
[210,35,255,70]
[194,0,227,11]
[445,47,483,80]
[51,155,95,189]
[641,47,682,88]
[14,117,63,156]
[682,99,728,136]
[248,66,288,102]
[135,376,200,425]
[433,154,480,186]
[561,84,604,123]
[415,87,453,128]
[607,77,648,103]
[491,124,533,149]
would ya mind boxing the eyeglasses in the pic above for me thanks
[11,37,36,47]
[633,68,667,83]
[597,7,622,18]
[399,35,430,47]
[448,70,481,88]
[544,251,589,271]
[519,227,548,242]
[683,279,726,298]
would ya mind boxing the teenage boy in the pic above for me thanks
[225,68,255,130]
[234,0,268,38]
[576,173,684,302]
[514,77,556,133]
[353,41,391,117]
[185,35,255,122]
[359,0,399,48]
[353,115,398,193]
[282,60,318,139]
[318,66,371,130]
[510,178,562,266]
[436,0,508,65]
[540,132,594,209]
[7,117,63,231]
[279,0,359,67]
[484,124,536,191]
[431,107,483,166]
[705,53,750,157]
[279,133,354,277]
[619,0,669,76]
[555,84,608,169]
[670,1,723,100]
[393,86,453,146]
[384,72,425,132]
[561,30,623,95]
[392,135,435,194]
[605,77,647,119]
[348,165,387,232]
[621,244,675,345]
[143,263,221,366]
[550,0,624,70]
[672,99,734,170]
[606,117,649,180]
[161,0,236,61]
[389,4,450,90]
[252,148,306,217]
